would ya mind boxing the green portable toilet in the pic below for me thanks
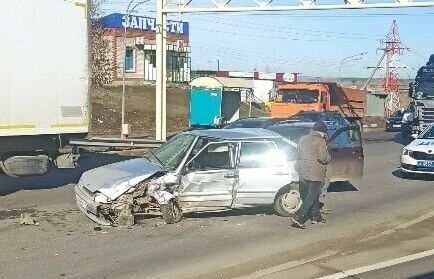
[189,77,253,128]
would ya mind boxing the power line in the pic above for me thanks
[194,42,344,64]
[182,15,384,38]
[190,26,378,42]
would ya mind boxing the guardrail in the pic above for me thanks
[69,137,164,149]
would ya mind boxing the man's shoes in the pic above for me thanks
[320,208,332,214]
[291,217,306,229]
[310,217,326,224]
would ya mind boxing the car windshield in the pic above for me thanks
[268,126,311,143]
[414,82,434,100]
[416,67,434,82]
[147,133,196,171]
[276,89,319,104]
[391,111,403,118]
[418,126,434,139]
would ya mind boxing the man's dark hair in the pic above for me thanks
[313,121,328,134]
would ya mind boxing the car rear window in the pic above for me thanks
[268,126,311,143]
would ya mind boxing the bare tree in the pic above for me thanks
[89,0,113,88]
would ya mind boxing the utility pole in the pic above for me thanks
[156,0,167,141]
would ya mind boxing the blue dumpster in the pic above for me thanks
[189,77,252,128]
[190,88,222,127]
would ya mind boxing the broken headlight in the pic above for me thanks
[94,192,110,203]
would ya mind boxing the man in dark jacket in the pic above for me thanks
[292,121,331,229]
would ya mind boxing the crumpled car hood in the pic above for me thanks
[79,158,164,200]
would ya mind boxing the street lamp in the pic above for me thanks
[121,0,150,138]
[338,52,368,79]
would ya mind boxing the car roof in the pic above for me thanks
[270,121,315,128]
[296,111,340,116]
[232,117,284,122]
[187,128,284,140]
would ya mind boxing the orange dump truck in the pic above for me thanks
[269,82,366,119]
[269,83,332,117]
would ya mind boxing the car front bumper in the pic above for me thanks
[74,184,112,226]
[401,155,434,174]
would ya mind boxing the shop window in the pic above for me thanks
[125,48,135,72]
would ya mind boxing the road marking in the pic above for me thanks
[361,209,434,242]
[316,248,434,279]
[239,210,434,279]
[395,210,434,230]
[235,251,337,279]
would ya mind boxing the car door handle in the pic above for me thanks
[224,174,238,179]
[274,172,289,176]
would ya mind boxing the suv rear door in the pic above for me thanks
[234,140,294,206]
[327,126,364,181]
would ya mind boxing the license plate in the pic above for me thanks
[393,124,401,128]
[417,161,434,168]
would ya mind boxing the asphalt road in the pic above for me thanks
[354,255,434,279]
[0,131,433,279]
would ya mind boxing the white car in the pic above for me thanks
[401,124,434,178]
[74,129,301,226]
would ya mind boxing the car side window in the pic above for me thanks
[239,142,274,168]
[331,128,361,148]
[189,142,234,171]
[272,139,297,162]
[186,137,210,163]
[239,141,287,168]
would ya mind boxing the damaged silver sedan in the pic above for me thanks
[74,128,300,226]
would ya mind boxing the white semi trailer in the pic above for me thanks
[0,0,90,176]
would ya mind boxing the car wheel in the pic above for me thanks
[273,189,301,217]
[161,199,182,224]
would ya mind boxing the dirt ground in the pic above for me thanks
[90,84,269,137]
[91,84,191,137]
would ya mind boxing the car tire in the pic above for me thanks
[273,189,301,217]
[161,199,182,224]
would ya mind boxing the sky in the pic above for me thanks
[101,0,434,78]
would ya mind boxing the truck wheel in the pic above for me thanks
[161,200,182,224]
[273,189,301,217]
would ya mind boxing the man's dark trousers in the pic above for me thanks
[295,180,322,224]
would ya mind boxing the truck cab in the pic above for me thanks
[407,59,434,134]
[270,83,331,118]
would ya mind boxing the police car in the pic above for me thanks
[401,124,434,178]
